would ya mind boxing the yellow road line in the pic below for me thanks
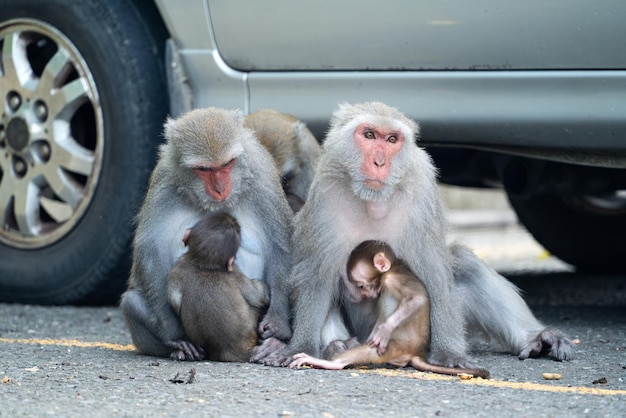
[0,337,135,352]
[359,368,626,396]
[2,337,624,396]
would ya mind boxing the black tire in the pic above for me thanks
[508,193,626,272]
[0,0,169,304]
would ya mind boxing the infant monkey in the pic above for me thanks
[167,212,269,362]
[290,240,490,378]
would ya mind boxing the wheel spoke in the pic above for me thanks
[0,176,15,228]
[37,48,73,93]
[40,196,72,223]
[52,133,95,176]
[0,30,34,87]
[50,77,90,120]
[13,181,40,236]
[44,166,85,210]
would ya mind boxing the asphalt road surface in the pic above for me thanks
[1,221,625,417]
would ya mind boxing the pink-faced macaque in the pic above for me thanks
[290,241,490,378]
[120,107,293,360]
[253,101,573,368]
[167,213,268,361]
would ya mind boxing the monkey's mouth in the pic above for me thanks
[364,179,385,191]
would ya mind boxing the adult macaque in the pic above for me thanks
[254,101,573,367]
[290,240,490,378]
[167,213,268,362]
[120,107,293,360]
[245,109,320,211]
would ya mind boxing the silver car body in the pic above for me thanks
[156,0,626,162]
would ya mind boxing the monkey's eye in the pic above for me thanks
[221,158,236,169]
[364,131,375,139]
[387,135,398,143]
[358,285,364,289]
[194,166,212,172]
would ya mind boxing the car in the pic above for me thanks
[1,0,625,305]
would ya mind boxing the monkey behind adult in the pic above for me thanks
[120,108,293,361]
[290,241,490,378]
[245,109,320,212]
[167,212,268,362]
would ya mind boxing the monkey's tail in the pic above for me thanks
[409,357,490,379]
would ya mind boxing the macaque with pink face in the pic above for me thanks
[121,108,293,360]
[254,101,573,369]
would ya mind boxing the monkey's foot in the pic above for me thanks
[250,337,286,363]
[519,329,574,361]
[258,312,292,341]
[251,338,294,367]
[323,337,359,360]
[167,340,205,361]
[251,337,292,366]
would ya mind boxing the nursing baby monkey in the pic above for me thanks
[290,241,490,378]
[120,108,292,361]
[167,212,268,362]
[255,101,573,368]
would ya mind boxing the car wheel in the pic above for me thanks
[508,191,626,272]
[0,0,168,304]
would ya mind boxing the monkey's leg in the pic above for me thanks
[120,289,173,358]
[120,289,205,360]
[451,244,574,361]
[256,277,336,366]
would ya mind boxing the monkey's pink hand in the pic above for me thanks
[289,353,316,369]
[289,353,344,370]
[367,323,393,355]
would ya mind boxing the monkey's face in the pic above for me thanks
[325,102,418,202]
[354,123,404,190]
[164,107,250,208]
[349,262,380,299]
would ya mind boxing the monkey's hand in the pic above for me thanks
[289,353,345,370]
[519,329,574,361]
[367,324,393,355]
[167,340,205,361]
[258,310,292,341]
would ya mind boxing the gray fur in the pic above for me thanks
[120,107,293,359]
[254,101,573,367]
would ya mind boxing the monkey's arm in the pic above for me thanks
[239,277,270,309]
[368,279,427,355]
[289,352,349,370]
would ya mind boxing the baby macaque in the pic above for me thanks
[290,240,490,378]
[167,212,269,362]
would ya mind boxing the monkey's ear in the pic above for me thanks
[373,253,391,273]
[227,256,235,272]
[163,116,178,140]
[181,229,191,247]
